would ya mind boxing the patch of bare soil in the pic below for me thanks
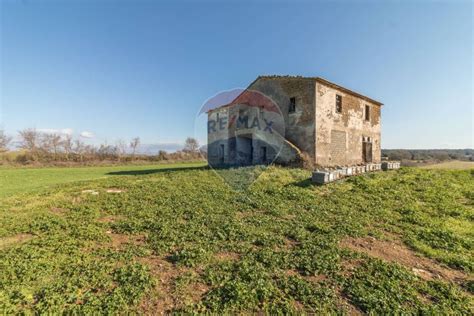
[337,296,363,315]
[305,274,328,283]
[50,207,67,216]
[340,258,365,278]
[0,233,34,249]
[97,215,124,223]
[139,256,207,314]
[339,236,470,284]
[283,214,296,220]
[283,237,299,249]
[285,269,300,277]
[235,211,250,219]
[139,256,178,314]
[292,300,305,313]
[175,280,209,308]
[107,233,146,249]
[214,251,240,262]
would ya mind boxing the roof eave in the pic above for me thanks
[315,77,384,106]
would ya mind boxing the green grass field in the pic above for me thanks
[0,165,473,313]
[0,162,206,198]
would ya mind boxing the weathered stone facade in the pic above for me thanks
[207,76,382,168]
[315,79,382,166]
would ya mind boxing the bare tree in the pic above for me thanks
[0,130,12,152]
[98,142,117,159]
[74,139,85,162]
[116,139,127,161]
[19,128,40,159]
[83,144,96,161]
[50,134,62,159]
[184,137,199,153]
[63,134,73,161]
[40,133,64,160]
[130,137,140,158]
[40,134,54,156]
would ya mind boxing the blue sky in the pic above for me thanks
[1,0,472,150]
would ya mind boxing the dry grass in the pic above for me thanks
[420,160,474,170]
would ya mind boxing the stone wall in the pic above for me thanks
[330,130,347,162]
[249,77,316,161]
[315,81,381,166]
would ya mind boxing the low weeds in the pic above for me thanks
[0,166,472,313]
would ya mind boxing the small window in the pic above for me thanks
[335,95,342,113]
[365,105,370,121]
[289,97,296,113]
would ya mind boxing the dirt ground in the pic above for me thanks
[339,236,471,285]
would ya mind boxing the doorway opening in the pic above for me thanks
[362,137,373,163]
[236,135,253,165]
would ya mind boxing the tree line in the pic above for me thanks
[382,149,473,162]
[0,129,204,165]
[1,129,471,166]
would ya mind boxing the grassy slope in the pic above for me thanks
[0,166,473,313]
[0,162,206,198]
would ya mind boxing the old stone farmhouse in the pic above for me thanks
[207,75,383,168]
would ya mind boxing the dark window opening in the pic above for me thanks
[289,97,296,113]
[250,144,254,164]
[229,138,236,160]
[335,95,342,113]
[365,105,370,121]
[260,146,267,162]
[219,144,225,164]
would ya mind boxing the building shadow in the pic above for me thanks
[106,165,208,176]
